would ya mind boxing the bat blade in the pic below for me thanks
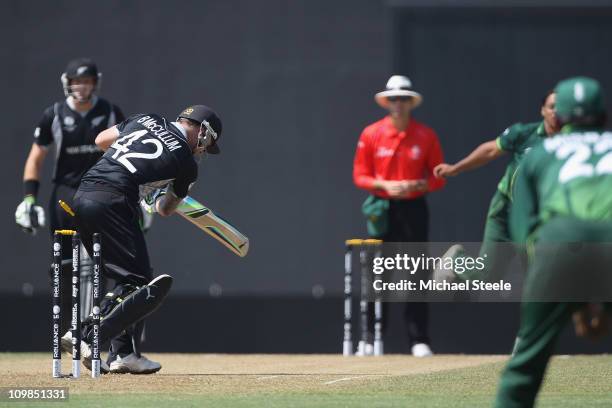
[177,196,249,257]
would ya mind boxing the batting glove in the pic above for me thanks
[141,188,167,214]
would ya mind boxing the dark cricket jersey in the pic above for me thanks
[34,97,124,187]
[495,121,547,200]
[81,114,198,200]
[510,129,612,242]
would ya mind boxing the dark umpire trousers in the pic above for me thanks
[379,197,430,347]
[73,184,152,359]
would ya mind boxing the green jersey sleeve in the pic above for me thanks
[496,123,525,153]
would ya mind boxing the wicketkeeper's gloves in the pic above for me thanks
[15,195,46,235]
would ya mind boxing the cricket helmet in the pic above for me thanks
[177,105,223,154]
[60,57,102,100]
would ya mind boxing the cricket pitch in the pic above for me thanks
[1,353,610,407]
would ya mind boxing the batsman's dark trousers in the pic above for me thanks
[378,197,430,347]
[73,185,152,358]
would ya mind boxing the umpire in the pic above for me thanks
[353,75,446,357]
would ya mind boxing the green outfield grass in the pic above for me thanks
[0,354,610,407]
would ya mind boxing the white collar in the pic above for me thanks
[66,95,98,116]
[171,121,188,139]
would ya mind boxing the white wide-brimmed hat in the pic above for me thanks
[375,75,423,109]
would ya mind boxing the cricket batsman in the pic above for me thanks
[61,105,223,374]
[433,90,559,282]
[495,76,611,407]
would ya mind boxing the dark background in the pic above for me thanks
[1,0,611,353]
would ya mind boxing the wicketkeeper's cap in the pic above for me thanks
[177,105,223,154]
[555,76,605,123]
[63,58,100,80]
[375,75,423,109]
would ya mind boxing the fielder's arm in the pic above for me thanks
[95,126,120,151]
[434,140,504,177]
[23,143,48,183]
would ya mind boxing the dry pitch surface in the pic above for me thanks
[1,353,611,407]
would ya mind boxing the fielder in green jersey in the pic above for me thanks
[496,76,611,408]
[433,92,558,281]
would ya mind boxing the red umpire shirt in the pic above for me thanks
[353,116,445,198]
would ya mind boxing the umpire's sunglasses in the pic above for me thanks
[387,96,412,102]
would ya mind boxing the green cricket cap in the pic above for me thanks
[555,76,605,121]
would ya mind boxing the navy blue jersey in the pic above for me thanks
[34,98,124,187]
[81,114,198,199]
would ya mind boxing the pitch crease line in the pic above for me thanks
[324,376,369,385]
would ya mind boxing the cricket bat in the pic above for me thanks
[177,196,249,257]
